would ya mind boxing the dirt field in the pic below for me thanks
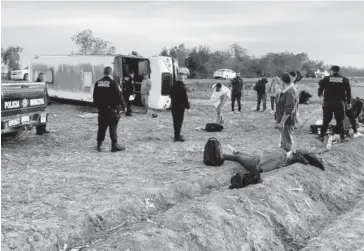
[2,79,364,251]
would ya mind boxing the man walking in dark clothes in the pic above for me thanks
[254,74,268,111]
[317,65,352,143]
[122,70,135,116]
[230,72,244,113]
[93,67,125,152]
[170,80,190,142]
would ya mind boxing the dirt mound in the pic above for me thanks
[302,197,364,251]
[87,140,364,251]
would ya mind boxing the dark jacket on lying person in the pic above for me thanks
[170,80,190,110]
[299,90,313,105]
[225,148,325,189]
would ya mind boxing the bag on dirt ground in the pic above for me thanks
[205,123,224,132]
[203,137,224,166]
[229,172,262,189]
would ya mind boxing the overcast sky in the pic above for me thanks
[2,1,364,68]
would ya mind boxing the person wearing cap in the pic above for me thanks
[230,72,244,114]
[35,72,51,135]
[170,80,190,142]
[254,73,268,111]
[93,66,125,152]
[122,70,135,116]
[140,73,152,113]
[317,65,352,143]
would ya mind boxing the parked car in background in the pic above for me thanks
[10,66,29,81]
[305,71,316,78]
[213,69,236,79]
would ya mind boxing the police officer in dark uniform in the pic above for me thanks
[230,71,244,113]
[35,72,51,135]
[122,70,135,116]
[170,80,190,142]
[317,65,351,142]
[93,67,125,152]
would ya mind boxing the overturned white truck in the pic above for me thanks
[29,53,179,109]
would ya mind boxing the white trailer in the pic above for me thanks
[29,54,179,109]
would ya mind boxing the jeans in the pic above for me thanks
[141,94,149,110]
[280,124,294,152]
[257,93,267,111]
[231,92,242,112]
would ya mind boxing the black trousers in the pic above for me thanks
[346,109,357,133]
[257,93,267,111]
[97,109,120,145]
[231,92,242,112]
[172,108,185,138]
[270,96,275,111]
[320,102,345,138]
[123,92,132,113]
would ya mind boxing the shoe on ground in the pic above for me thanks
[315,135,324,143]
[354,132,363,138]
[125,111,132,116]
[97,145,103,152]
[231,111,235,114]
[111,144,126,152]
[174,135,185,142]
[237,111,241,114]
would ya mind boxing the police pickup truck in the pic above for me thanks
[1,82,49,136]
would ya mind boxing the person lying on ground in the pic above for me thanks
[224,145,325,176]
[210,83,231,125]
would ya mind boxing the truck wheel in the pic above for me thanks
[36,125,46,135]
[23,74,28,81]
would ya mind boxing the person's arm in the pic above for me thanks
[344,77,352,106]
[111,81,123,106]
[183,86,190,109]
[279,92,295,127]
[318,78,325,97]
[93,82,99,106]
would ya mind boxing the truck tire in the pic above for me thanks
[23,74,28,81]
[36,124,47,135]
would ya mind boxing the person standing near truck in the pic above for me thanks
[317,65,352,143]
[140,73,152,113]
[230,72,243,114]
[35,72,50,135]
[93,67,125,152]
[122,70,135,116]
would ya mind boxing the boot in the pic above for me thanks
[287,151,309,165]
[111,143,126,152]
[174,135,185,142]
[97,142,103,152]
[298,151,325,171]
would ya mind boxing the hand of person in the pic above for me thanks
[274,123,280,130]
[276,122,285,131]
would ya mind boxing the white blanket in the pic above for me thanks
[210,84,231,108]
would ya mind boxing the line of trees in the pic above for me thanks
[160,43,364,78]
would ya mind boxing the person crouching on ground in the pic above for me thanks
[170,80,190,142]
[210,83,231,125]
[141,73,152,113]
[275,72,299,153]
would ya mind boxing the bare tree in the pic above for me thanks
[1,45,23,79]
[71,29,116,55]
